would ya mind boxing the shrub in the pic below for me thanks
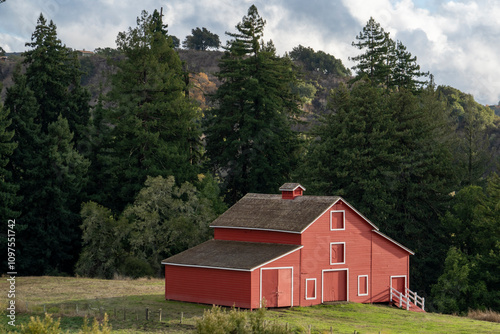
[78,313,111,333]
[19,313,62,334]
[19,313,112,334]
[196,305,292,334]
[119,256,154,279]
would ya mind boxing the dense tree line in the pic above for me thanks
[0,7,498,315]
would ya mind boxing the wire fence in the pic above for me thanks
[13,299,192,325]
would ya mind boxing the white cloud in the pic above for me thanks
[1,0,500,104]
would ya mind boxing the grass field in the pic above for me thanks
[1,276,499,333]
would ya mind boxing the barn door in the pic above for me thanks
[391,276,406,294]
[261,268,292,307]
[323,270,348,302]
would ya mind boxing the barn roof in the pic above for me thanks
[279,183,306,191]
[210,193,342,233]
[161,239,302,271]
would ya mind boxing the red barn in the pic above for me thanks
[162,183,425,311]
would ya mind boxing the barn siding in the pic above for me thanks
[300,201,377,306]
[371,232,409,303]
[165,265,252,308]
[214,228,301,245]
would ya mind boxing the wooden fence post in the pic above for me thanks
[180,312,183,324]
[159,309,162,322]
[146,308,149,321]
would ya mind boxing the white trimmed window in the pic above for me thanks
[358,275,368,296]
[330,242,345,265]
[305,278,317,300]
[330,210,345,230]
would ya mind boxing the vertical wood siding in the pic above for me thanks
[371,232,409,303]
[165,265,252,308]
[298,200,410,306]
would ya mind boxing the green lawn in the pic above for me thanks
[1,276,498,333]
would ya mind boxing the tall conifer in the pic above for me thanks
[94,9,202,212]
[350,17,392,85]
[5,16,91,274]
[0,103,19,222]
[23,14,90,144]
[204,5,302,204]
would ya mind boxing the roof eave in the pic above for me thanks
[372,230,415,255]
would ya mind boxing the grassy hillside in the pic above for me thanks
[1,276,498,333]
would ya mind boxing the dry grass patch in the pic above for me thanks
[1,276,164,305]
[468,309,500,323]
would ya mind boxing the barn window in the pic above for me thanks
[358,275,368,296]
[330,242,345,265]
[305,278,317,300]
[330,210,345,230]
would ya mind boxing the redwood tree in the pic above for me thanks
[204,5,302,204]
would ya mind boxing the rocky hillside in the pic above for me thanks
[1,49,347,122]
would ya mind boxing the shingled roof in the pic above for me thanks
[162,240,302,271]
[210,193,342,233]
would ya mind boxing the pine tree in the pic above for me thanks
[204,5,302,204]
[93,9,202,212]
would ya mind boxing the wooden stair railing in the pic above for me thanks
[406,287,425,311]
[390,287,425,311]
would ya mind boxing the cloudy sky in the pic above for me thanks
[1,0,499,105]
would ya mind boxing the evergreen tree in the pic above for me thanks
[289,45,351,77]
[433,173,500,313]
[391,41,429,91]
[386,88,456,294]
[299,81,396,222]
[298,82,456,295]
[0,103,19,222]
[94,9,202,212]
[183,27,221,51]
[350,17,392,85]
[204,5,302,204]
[5,27,90,274]
[23,14,90,144]
[351,18,429,92]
